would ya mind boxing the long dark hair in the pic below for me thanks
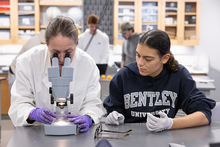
[138,29,179,72]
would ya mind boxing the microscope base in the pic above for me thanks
[44,122,78,135]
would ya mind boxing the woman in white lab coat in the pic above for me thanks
[8,16,104,132]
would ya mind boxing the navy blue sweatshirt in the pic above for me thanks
[103,62,216,123]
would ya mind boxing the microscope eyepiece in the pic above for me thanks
[65,53,71,59]
[52,53,58,58]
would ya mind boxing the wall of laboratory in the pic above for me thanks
[194,0,220,72]
[197,0,220,102]
[170,0,220,102]
[164,0,220,73]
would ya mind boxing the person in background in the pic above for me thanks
[120,22,142,68]
[8,16,104,133]
[103,29,216,132]
[78,14,109,64]
[8,29,46,92]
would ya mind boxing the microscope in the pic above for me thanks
[44,53,78,135]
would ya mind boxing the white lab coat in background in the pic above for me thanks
[78,29,109,64]
[8,44,104,127]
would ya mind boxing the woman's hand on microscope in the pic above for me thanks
[63,114,92,132]
[29,107,60,124]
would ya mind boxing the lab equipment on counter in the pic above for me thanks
[44,53,79,135]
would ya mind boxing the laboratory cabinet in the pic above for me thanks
[0,0,14,44]
[0,74,10,115]
[0,0,83,45]
[0,0,37,44]
[114,0,200,46]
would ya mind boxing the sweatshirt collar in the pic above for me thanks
[125,62,169,80]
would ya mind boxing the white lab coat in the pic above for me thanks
[8,44,104,127]
[78,29,109,64]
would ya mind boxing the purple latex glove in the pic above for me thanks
[30,108,60,124]
[63,114,92,132]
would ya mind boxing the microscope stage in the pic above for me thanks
[44,120,78,136]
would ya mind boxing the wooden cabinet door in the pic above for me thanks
[182,0,200,45]
[0,74,10,115]
[138,0,162,33]
[161,0,182,45]
[0,0,14,44]
[113,0,139,45]
[114,0,200,45]
[15,0,38,44]
[161,0,200,45]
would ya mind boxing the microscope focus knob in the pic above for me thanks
[49,87,52,94]
[51,95,54,104]
[70,94,74,104]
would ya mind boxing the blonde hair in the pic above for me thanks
[45,16,78,45]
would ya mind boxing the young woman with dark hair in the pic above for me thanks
[104,29,216,132]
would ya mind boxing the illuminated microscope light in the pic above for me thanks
[57,100,66,109]
[53,120,70,126]
[59,102,65,105]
